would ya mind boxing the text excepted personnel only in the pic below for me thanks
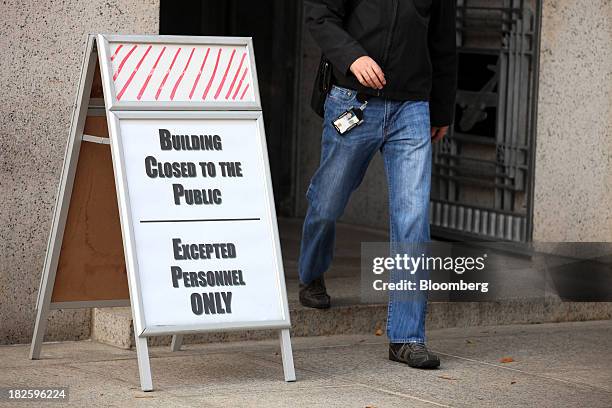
[170,238,246,315]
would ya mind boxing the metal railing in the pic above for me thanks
[431,0,541,243]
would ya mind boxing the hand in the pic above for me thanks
[431,126,449,142]
[349,56,386,90]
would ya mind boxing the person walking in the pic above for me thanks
[299,0,457,368]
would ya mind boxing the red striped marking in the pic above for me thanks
[116,45,152,101]
[232,68,249,100]
[240,83,250,100]
[189,48,210,99]
[155,47,182,100]
[202,48,222,100]
[225,52,247,100]
[110,45,123,62]
[113,44,137,81]
[137,47,166,100]
[214,48,236,99]
[170,47,195,101]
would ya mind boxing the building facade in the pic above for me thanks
[1,0,610,345]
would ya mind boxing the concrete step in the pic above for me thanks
[91,297,612,350]
[91,218,612,349]
[91,302,385,349]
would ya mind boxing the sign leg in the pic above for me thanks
[30,35,98,361]
[279,329,296,382]
[170,334,183,352]
[30,248,56,360]
[135,336,153,391]
[29,303,50,360]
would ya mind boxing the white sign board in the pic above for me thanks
[111,111,288,335]
[31,34,295,392]
[104,35,294,389]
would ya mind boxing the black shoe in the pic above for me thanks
[389,342,440,369]
[299,277,331,309]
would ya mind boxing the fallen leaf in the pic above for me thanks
[511,381,517,384]
[438,375,457,381]
[500,357,515,363]
[466,339,474,344]
[374,328,383,336]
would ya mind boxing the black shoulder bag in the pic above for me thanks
[310,55,333,117]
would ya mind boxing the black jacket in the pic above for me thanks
[305,0,457,126]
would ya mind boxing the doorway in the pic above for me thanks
[160,0,302,215]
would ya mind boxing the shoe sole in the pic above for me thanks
[389,350,440,369]
[298,295,331,309]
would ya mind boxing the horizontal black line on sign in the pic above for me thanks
[140,217,261,224]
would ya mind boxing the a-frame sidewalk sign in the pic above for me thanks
[30,34,295,391]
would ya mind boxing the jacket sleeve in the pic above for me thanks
[428,0,458,127]
[304,0,368,75]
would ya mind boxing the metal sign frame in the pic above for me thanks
[30,34,295,392]
[30,36,122,365]
[97,34,262,111]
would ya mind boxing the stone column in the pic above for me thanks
[533,0,612,242]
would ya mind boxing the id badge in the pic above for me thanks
[332,100,368,135]
[333,108,363,135]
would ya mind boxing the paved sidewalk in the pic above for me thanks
[1,321,611,407]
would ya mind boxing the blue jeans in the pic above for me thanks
[298,85,432,343]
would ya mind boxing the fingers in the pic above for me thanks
[349,57,386,90]
[431,126,449,142]
[369,63,386,87]
[366,65,384,89]
[439,126,449,139]
[361,69,378,89]
[354,71,368,88]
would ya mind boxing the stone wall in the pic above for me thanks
[1,0,610,346]
[533,0,612,241]
[0,0,159,345]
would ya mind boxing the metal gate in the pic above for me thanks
[430,0,542,243]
